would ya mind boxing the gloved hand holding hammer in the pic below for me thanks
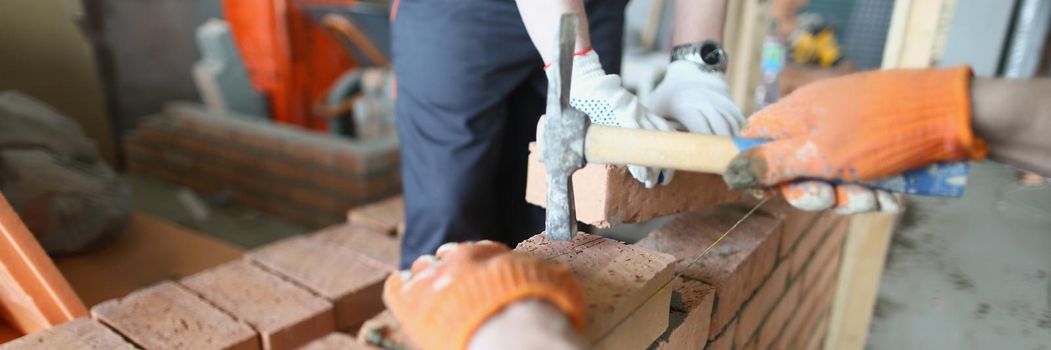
[519,0,744,188]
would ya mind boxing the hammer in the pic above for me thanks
[541,14,969,241]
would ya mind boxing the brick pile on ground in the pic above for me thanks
[123,102,401,227]
[1,199,405,350]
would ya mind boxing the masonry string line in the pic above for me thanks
[592,196,771,343]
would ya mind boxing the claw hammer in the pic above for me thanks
[541,14,968,241]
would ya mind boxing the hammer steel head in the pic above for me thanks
[542,13,589,241]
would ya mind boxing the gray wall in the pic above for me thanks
[82,0,224,148]
[0,0,115,164]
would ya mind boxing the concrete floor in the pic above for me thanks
[868,161,1051,349]
[127,175,307,248]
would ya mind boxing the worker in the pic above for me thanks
[383,67,1051,349]
[391,0,743,269]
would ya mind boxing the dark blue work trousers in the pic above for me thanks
[392,0,627,268]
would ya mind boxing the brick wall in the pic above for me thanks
[639,199,849,350]
[123,102,401,227]
[8,194,849,350]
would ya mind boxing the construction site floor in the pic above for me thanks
[869,161,1051,349]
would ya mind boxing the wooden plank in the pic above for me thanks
[0,194,86,334]
[881,0,952,69]
[55,213,243,307]
[821,2,949,347]
[823,213,896,350]
[726,0,768,114]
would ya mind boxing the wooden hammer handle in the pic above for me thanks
[584,125,740,174]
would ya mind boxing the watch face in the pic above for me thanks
[700,43,724,65]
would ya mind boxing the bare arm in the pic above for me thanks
[671,0,728,45]
[515,0,591,64]
[971,78,1051,176]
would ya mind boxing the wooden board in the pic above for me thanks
[823,213,896,350]
[55,213,243,307]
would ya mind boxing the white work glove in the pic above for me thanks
[567,50,677,188]
[646,60,745,135]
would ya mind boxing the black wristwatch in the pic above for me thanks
[670,40,728,73]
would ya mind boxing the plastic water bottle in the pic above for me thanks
[756,22,786,110]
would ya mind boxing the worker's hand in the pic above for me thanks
[383,241,586,350]
[566,50,677,188]
[724,67,987,213]
[646,61,744,135]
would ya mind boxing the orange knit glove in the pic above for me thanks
[725,67,987,192]
[382,241,586,350]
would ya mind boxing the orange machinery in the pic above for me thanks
[223,0,390,131]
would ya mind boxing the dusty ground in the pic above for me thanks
[869,161,1051,349]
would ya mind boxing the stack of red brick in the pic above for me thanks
[124,102,401,227]
[2,192,850,350]
[638,199,848,350]
[0,196,407,350]
[353,195,850,350]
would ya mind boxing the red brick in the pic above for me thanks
[91,281,258,350]
[137,126,179,146]
[233,127,288,155]
[802,219,848,292]
[705,321,734,350]
[263,157,307,181]
[735,262,788,346]
[172,135,214,157]
[805,315,829,350]
[772,272,831,350]
[347,196,405,237]
[515,233,675,346]
[791,288,835,350]
[0,318,135,350]
[758,277,801,350]
[333,152,362,175]
[526,144,740,227]
[807,246,842,296]
[249,236,391,330]
[635,203,783,339]
[655,278,715,350]
[789,213,839,279]
[761,197,822,258]
[212,144,259,169]
[285,139,337,168]
[124,140,158,161]
[288,187,345,214]
[738,338,757,350]
[180,260,335,350]
[300,332,379,350]
[309,223,400,268]
[179,115,238,141]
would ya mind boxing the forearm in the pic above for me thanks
[671,0,727,45]
[971,77,1051,176]
[469,299,586,350]
[515,0,591,63]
